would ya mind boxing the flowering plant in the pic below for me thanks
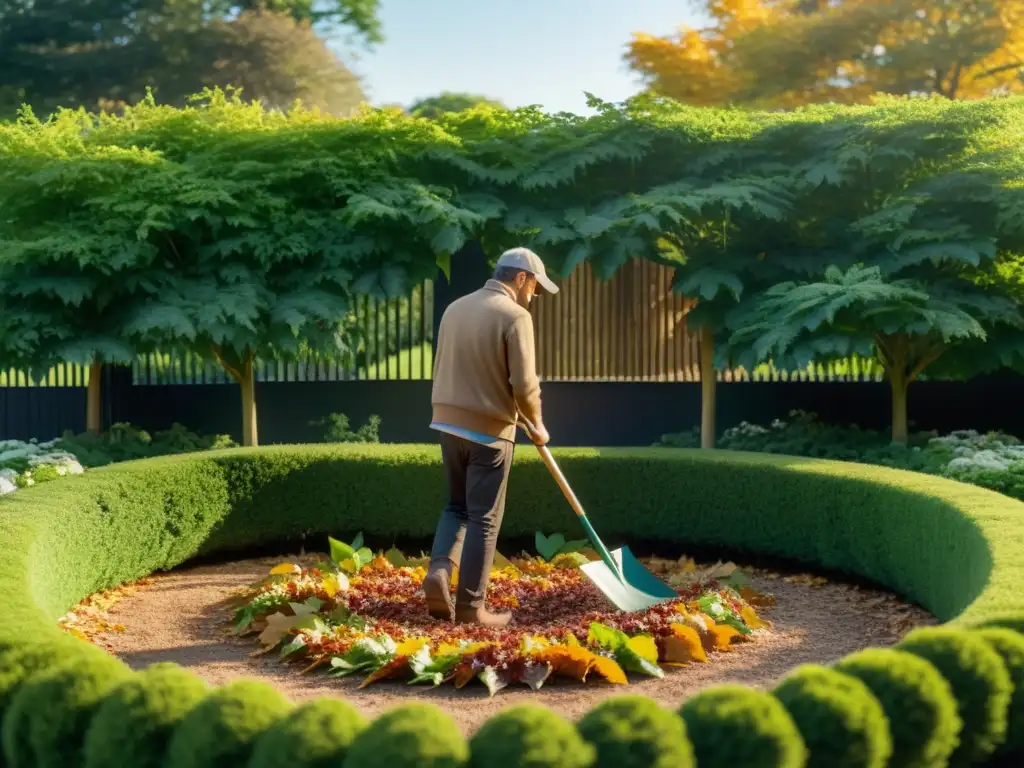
[230,534,775,696]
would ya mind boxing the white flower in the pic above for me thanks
[0,477,16,495]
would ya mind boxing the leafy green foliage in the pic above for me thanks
[678,685,807,767]
[2,652,131,768]
[310,412,381,443]
[834,648,962,767]
[468,705,594,768]
[773,665,892,768]
[329,533,374,573]
[249,698,367,768]
[83,662,208,768]
[974,627,1024,757]
[54,422,236,467]
[342,703,468,768]
[576,695,695,768]
[897,626,1012,764]
[534,532,588,561]
[410,92,506,120]
[165,680,292,768]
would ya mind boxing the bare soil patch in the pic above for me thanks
[85,555,936,734]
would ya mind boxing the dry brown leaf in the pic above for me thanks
[453,663,477,689]
[360,657,410,688]
[740,586,776,607]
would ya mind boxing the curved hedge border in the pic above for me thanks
[2,444,1024,767]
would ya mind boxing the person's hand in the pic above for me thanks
[529,422,550,446]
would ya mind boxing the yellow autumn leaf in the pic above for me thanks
[565,633,581,647]
[740,605,770,630]
[665,624,708,664]
[322,575,339,597]
[626,635,659,664]
[269,563,300,576]
[396,637,430,656]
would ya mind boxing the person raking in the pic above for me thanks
[423,247,559,627]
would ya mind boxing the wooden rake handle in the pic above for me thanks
[517,415,587,520]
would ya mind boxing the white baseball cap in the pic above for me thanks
[495,247,559,295]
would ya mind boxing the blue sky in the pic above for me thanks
[334,0,706,114]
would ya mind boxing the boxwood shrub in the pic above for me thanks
[82,662,209,768]
[679,685,807,767]
[833,648,962,767]
[576,695,693,768]
[2,652,131,768]
[974,627,1024,757]
[772,664,891,768]
[342,703,467,768]
[164,680,293,768]
[0,444,1022,767]
[896,626,1012,764]
[469,705,594,768]
[248,698,368,768]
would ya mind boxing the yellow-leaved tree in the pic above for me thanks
[627,0,1024,107]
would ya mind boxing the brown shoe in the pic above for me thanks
[422,568,455,621]
[455,605,512,627]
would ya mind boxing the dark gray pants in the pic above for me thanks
[429,432,515,609]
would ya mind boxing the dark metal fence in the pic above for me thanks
[5,241,1011,445]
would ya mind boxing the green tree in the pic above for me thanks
[0,90,481,445]
[728,266,1021,442]
[0,0,379,117]
[409,91,506,120]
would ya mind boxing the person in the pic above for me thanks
[423,246,558,626]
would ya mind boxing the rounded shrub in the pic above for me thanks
[164,679,293,768]
[678,684,806,768]
[772,664,891,768]
[974,627,1024,756]
[0,638,90,724]
[343,703,468,768]
[2,651,132,768]
[82,662,209,768]
[249,697,368,768]
[576,695,694,768]
[469,705,594,768]
[897,626,1012,764]
[834,647,961,767]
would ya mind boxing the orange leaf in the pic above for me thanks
[269,563,300,576]
[665,624,708,663]
[706,624,744,652]
[359,657,410,688]
[536,646,595,681]
[587,655,628,685]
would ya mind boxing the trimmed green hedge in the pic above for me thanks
[2,444,1024,767]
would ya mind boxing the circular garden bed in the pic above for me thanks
[2,444,1024,766]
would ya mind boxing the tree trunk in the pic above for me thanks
[700,326,716,449]
[890,371,909,445]
[239,356,258,448]
[86,362,102,435]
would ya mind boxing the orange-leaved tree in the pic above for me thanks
[626,0,1024,107]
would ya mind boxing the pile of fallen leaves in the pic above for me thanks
[228,534,776,696]
[57,578,152,650]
